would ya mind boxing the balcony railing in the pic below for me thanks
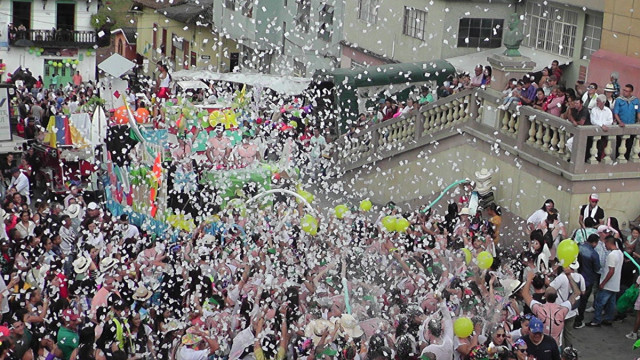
[334,88,640,180]
[8,28,97,48]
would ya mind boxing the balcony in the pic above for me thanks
[335,88,640,181]
[8,28,97,48]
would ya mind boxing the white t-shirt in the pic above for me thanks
[310,135,327,159]
[601,249,623,292]
[0,276,9,314]
[527,209,547,226]
[176,346,209,360]
[590,106,614,127]
[421,303,454,360]
[549,272,586,318]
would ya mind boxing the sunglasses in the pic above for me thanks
[516,348,528,353]
[588,86,596,90]
[496,333,506,338]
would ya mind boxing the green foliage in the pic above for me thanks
[90,13,116,31]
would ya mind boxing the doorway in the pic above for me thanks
[12,1,32,30]
[56,3,75,31]
[230,53,239,72]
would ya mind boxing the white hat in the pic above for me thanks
[100,257,119,272]
[569,260,580,270]
[589,193,599,201]
[72,257,91,274]
[505,278,525,298]
[87,202,99,210]
[459,208,471,216]
[66,204,82,219]
[132,285,153,301]
[304,319,335,345]
[337,314,364,339]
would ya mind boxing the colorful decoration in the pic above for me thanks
[114,106,129,124]
[134,108,150,124]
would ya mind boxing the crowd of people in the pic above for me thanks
[1,61,639,360]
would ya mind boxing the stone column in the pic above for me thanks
[487,54,536,91]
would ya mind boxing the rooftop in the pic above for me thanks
[159,0,213,26]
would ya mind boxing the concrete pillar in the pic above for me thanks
[487,54,536,91]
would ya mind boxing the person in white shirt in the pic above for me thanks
[119,214,140,240]
[176,330,219,360]
[421,300,454,360]
[590,94,614,130]
[309,128,327,180]
[549,260,586,345]
[581,83,599,110]
[587,236,623,326]
[8,168,30,205]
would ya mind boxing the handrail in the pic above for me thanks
[335,87,640,179]
[8,28,97,47]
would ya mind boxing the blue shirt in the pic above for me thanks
[613,96,640,124]
[578,242,601,287]
[522,85,537,103]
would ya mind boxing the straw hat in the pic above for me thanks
[100,257,119,272]
[505,278,525,298]
[181,333,202,346]
[72,257,91,274]
[337,314,364,339]
[132,285,153,301]
[304,319,335,345]
[66,204,82,219]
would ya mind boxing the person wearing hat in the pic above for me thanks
[603,83,617,111]
[578,194,604,228]
[57,309,81,360]
[7,167,30,205]
[85,202,102,222]
[548,260,585,346]
[176,327,220,360]
[522,317,559,360]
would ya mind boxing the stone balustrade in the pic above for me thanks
[334,88,640,180]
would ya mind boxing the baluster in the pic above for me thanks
[550,126,559,153]
[535,121,544,147]
[501,110,509,132]
[527,119,537,143]
[401,119,408,142]
[512,113,520,132]
[452,99,460,123]
[557,130,566,154]
[617,135,630,164]
[542,124,551,151]
[428,109,436,131]
[434,106,443,128]
[631,136,640,163]
[423,111,431,134]
[603,135,614,164]
[462,95,471,121]
[508,112,517,134]
[588,136,600,164]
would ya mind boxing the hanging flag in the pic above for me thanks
[43,115,57,148]
[151,152,162,185]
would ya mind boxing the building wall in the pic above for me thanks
[342,0,513,64]
[601,0,640,59]
[0,0,98,83]
[113,33,137,61]
[136,7,239,77]
[212,0,343,76]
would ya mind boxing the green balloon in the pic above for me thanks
[48,61,53,65]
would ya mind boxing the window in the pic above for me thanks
[523,1,578,57]
[161,28,167,55]
[457,18,504,48]
[295,0,311,33]
[581,13,602,60]
[358,0,378,24]
[317,4,334,41]
[293,59,306,77]
[12,1,32,30]
[183,41,189,69]
[241,0,254,17]
[403,7,427,40]
[224,0,236,11]
[117,39,124,55]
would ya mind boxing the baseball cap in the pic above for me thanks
[529,317,544,333]
[62,309,80,322]
[589,193,599,202]
[87,202,99,210]
[597,225,613,234]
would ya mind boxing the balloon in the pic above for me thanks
[74,59,79,64]
[134,107,150,124]
[557,239,579,267]
[382,215,397,232]
[359,199,372,212]
[334,204,348,219]
[209,110,225,128]
[454,317,474,338]
[114,106,129,124]
[65,62,70,67]
[477,251,494,270]
[462,248,472,264]
[72,64,77,69]
[0,325,9,337]
[290,120,298,128]
[301,214,318,235]
[396,217,410,232]
[48,61,53,65]
[224,109,238,129]
[296,188,314,204]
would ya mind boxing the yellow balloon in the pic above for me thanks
[462,248,472,264]
[477,251,494,270]
[296,189,314,204]
[209,110,225,127]
[359,199,372,212]
[395,217,410,232]
[454,317,474,338]
[335,204,349,219]
[301,214,318,235]
[224,109,238,129]
[557,239,579,267]
[382,216,396,231]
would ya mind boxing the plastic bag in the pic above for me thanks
[617,285,639,313]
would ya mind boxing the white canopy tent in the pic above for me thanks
[171,70,312,96]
